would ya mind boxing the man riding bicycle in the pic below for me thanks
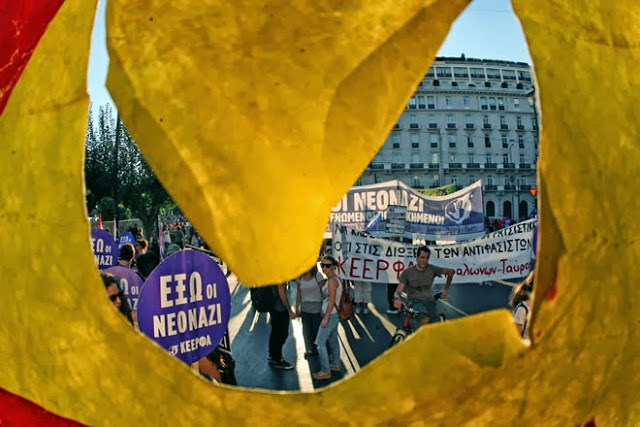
[393,245,455,327]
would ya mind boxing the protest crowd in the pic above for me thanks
[91,180,537,389]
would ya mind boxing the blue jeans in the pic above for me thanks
[315,313,340,373]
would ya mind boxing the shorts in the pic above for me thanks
[408,300,437,324]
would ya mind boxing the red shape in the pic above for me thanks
[583,418,597,427]
[545,282,558,301]
[0,386,85,426]
[0,0,65,117]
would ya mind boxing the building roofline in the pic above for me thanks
[434,56,531,68]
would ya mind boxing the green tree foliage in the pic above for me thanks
[85,104,176,232]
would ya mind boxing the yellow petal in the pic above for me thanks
[1,0,639,425]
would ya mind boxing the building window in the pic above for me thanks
[445,96,452,107]
[408,97,417,109]
[412,153,420,162]
[451,176,457,185]
[430,134,438,147]
[485,136,491,148]
[487,68,501,79]
[518,135,524,148]
[410,114,418,124]
[393,143,400,149]
[450,154,457,163]
[426,68,434,78]
[411,133,419,144]
[483,115,489,125]
[431,153,439,164]
[448,134,456,148]
[417,96,426,109]
[413,176,421,187]
[486,154,492,163]
[504,177,510,186]
[469,176,475,185]
[437,67,452,78]
[503,70,516,80]
[463,96,470,107]
[447,114,455,124]
[468,155,474,163]
[467,135,474,148]
[391,134,399,144]
[454,67,469,78]
[428,114,436,125]
[514,98,520,108]
[516,116,523,126]
[486,201,495,217]
[427,96,435,109]
[471,68,485,79]
[520,154,525,164]
[487,176,493,185]
[489,97,496,110]
[500,116,506,125]
[480,97,488,110]
[531,116,537,129]
[501,135,507,148]
[393,154,401,163]
[465,114,472,124]
[498,97,505,110]
[503,154,509,163]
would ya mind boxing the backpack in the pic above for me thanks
[513,302,529,338]
[250,285,278,313]
[333,278,354,321]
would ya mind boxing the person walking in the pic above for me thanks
[313,256,343,380]
[295,266,324,358]
[510,272,534,340]
[353,280,372,314]
[268,283,296,370]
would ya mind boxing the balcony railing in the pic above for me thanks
[503,162,516,169]
[409,123,420,129]
[428,163,439,169]
[449,163,463,169]
[409,163,424,170]
[428,123,438,129]
[517,124,525,131]
[485,163,497,169]
[393,124,401,130]
[500,124,509,130]
[467,163,480,169]
[504,184,517,190]
[485,184,498,190]
[447,123,457,129]
[519,163,531,169]
[391,163,405,170]
[369,163,385,170]
[520,184,532,190]
[483,124,492,130]
[465,123,475,129]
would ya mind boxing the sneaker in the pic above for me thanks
[304,350,318,359]
[330,365,341,372]
[386,309,399,314]
[270,359,294,370]
[312,371,332,380]
[355,306,362,314]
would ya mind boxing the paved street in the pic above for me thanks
[225,275,514,391]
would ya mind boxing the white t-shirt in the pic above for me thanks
[513,302,530,338]
[321,276,343,315]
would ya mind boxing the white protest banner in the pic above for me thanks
[332,219,536,284]
[326,179,485,241]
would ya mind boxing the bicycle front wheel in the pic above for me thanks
[388,330,408,348]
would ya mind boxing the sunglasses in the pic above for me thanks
[108,294,120,302]
[321,263,333,269]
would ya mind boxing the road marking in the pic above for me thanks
[291,317,314,391]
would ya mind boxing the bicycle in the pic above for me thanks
[388,292,446,348]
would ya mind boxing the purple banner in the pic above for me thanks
[104,265,144,310]
[137,250,231,364]
[118,231,135,248]
[91,229,118,270]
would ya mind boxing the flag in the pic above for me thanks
[98,213,103,230]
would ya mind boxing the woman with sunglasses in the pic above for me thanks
[313,256,343,380]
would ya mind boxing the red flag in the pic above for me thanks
[98,213,103,230]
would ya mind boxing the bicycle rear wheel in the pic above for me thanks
[388,330,407,348]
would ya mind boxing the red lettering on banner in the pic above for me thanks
[350,257,361,278]
[362,258,374,280]
[393,261,405,281]
[376,259,389,280]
